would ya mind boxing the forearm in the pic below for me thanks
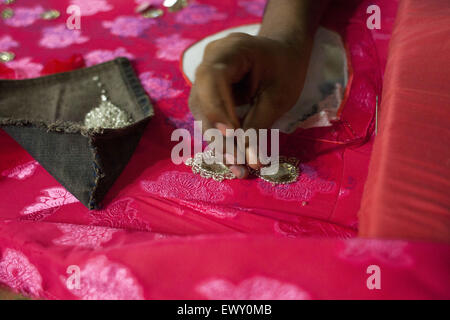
[258,0,330,52]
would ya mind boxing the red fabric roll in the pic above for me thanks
[359,0,450,242]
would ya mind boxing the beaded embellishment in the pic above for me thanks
[185,150,236,182]
[185,152,300,185]
[254,157,300,185]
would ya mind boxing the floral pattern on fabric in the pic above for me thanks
[0,35,19,51]
[53,224,117,249]
[197,276,310,300]
[70,0,113,16]
[2,6,44,27]
[155,34,194,61]
[39,24,89,48]
[65,255,143,300]
[339,239,413,267]
[89,198,151,231]
[139,71,183,101]
[0,249,43,297]
[1,161,39,180]
[84,47,135,66]
[5,57,43,79]
[352,79,377,113]
[167,112,195,135]
[175,3,226,24]
[239,0,266,17]
[258,164,336,203]
[141,171,233,203]
[21,187,78,219]
[102,16,154,37]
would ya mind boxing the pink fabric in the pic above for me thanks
[358,0,450,242]
[0,0,448,299]
[1,220,449,299]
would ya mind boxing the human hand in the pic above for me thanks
[188,32,311,177]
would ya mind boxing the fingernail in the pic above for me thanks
[246,145,259,168]
[213,63,227,70]
[230,165,246,179]
[215,122,233,137]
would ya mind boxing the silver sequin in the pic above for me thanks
[41,10,60,20]
[84,76,133,129]
[163,0,188,12]
[0,51,15,63]
[1,8,14,19]
[142,8,164,18]
[185,150,236,182]
[257,160,300,185]
[84,101,133,129]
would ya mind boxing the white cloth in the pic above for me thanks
[182,24,348,132]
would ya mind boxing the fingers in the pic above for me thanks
[189,71,230,129]
[190,64,242,134]
[246,143,262,170]
[188,33,280,176]
[229,165,249,179]
[189,33,255,132]
[213,135,249,179]
[240,88,286,169]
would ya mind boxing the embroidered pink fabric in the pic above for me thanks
[0,0,449,299]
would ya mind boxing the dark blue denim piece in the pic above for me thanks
[0,58,153,209]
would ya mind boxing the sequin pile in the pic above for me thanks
[84,76,133,129]
[84,101,133,129]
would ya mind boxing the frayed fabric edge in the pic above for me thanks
[0,118,105,136]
